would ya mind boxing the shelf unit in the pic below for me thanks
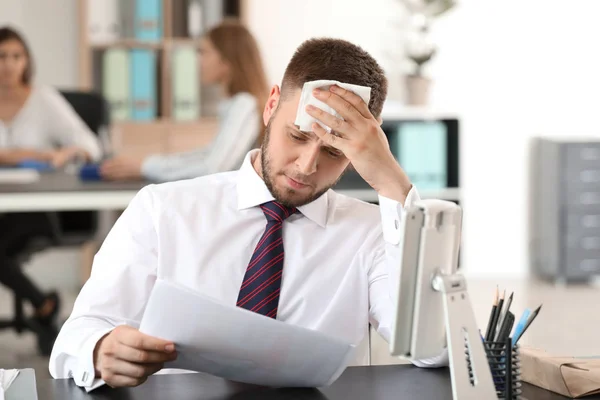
[77,0,240,157]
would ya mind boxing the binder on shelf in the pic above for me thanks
[397,121,447,190]
[201,0,224,30]
[187,0,204,38]
[119,0,136,40]
[172,46,200,121]
[134,0,163,42]
[102,48,131,121]
[130,49,157,121]
[87,0,120,44]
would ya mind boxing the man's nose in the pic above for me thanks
[295,146,319,175]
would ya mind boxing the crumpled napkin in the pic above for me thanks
[294,79,371,133]
[0,369,20,400]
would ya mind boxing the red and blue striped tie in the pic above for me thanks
[236,201,297,318]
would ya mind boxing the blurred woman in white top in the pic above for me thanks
[0,27,101,166]
[0,26,102,328]
[101,19,269,182]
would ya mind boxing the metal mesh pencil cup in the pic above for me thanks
[483,338,522,399]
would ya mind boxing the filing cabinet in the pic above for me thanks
[530,138,600,282]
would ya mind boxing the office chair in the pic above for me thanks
[0,90,110,356]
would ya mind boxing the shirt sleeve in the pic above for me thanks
[141,93,259,182]
[48,185,160,391]
[43,87,103,162]
[368,186,449,368]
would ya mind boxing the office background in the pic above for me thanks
[1,0,600,384]
[4,0,600,279]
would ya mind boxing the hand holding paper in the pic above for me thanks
[139,280,356,388]
[94,325,178,388]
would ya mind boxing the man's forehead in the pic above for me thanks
[279,89,302,111]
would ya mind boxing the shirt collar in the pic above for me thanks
[236,150,329,228]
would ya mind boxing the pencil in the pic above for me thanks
[494,291,514,341]
[514,304,543,345]
[484,286,499,341]
[491,289,505,340]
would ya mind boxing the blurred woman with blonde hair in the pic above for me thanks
[102,19,269,182]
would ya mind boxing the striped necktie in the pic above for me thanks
[236,201,297,318]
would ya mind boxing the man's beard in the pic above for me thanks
[260,120,340,208]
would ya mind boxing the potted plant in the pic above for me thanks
[400,0,457,105]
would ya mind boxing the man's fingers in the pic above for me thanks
[114,343,178,364]
[118,329,175,353]
[313,88,364,124]
[311,123,348,153]
[305,105,350,136]
[328,85,372,119]
[104,357,161,378]
[105,374,144,388]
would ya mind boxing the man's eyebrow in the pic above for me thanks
[287,124,311,135]
[286,124,343,154]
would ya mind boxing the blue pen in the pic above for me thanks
[511,309,531,347]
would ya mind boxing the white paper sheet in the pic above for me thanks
[0,170,39,184]
[139,280,356,387]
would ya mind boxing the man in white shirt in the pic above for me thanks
[49,38,447,390]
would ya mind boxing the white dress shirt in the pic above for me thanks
[0,85,102,161]
[141,92,259,182]
[49,149,447,390]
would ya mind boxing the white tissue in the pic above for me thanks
[0,369,19,399]
[294,80,371,133]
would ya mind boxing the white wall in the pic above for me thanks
[244,0,409,101]
[246,0,600,278]
[0,0,79,88]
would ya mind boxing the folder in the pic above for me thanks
[172,46,199,121]
[87,0,120,44]
[119,0,136,39]
[102,48,130,121]
[134,0,163,41]
[130,49,157,121]
[187,0,204,38]
[202,0,224,30]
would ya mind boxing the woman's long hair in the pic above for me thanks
[0,26,34,85]
[207,19,269,143]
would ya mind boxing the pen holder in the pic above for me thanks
[481,338,522,400]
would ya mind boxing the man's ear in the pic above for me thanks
[263,85,281,126]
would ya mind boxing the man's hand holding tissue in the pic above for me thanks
[306,85,413,205]
[93,325,178,388]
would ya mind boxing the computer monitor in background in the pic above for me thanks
[381,116,460,192]
[388,199,496,400]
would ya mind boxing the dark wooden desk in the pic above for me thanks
[38,365,592,400]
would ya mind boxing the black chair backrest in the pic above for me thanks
[59,90,110,135]
[55,90,111,240]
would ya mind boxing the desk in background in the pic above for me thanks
[0,172,460,213]
[0,172,460,283]
[37,365,592,400]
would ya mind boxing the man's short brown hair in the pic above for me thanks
[281,38,388,118]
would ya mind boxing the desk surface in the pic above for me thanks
[0,172,145,194]
[37,365,589,400]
